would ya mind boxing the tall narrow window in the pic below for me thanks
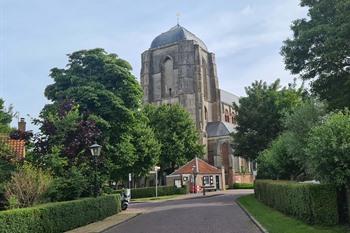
[202,59,209,100]
[204,106,208,121]
[224,109,229,122]
[162,57,174,98]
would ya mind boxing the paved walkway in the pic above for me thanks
[104,190,260,233]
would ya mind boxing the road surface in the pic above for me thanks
[105,190,261,233]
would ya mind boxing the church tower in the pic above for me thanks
[140,24,221,153]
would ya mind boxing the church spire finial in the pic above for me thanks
[176,12,180,25]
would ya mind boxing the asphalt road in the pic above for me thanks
[104,190,261,233]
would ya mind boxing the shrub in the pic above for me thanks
[113,186,188,199]
[229,183,254,189]
[0,194,121,233]
[255,180,338,225]
[5,164,52,208]
[47,168,88,202]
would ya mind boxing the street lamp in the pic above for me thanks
[90,143,102,197]
[192,165,198,193]
[154,166,160,198]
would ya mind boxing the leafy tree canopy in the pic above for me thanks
[281,0,350,110]
[232,79,304,160]
[0,98,13,134]
[145,104,204,174]
[306,110,350,188]
[258,99,327,180]
[33,49,158,188]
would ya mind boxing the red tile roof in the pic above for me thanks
[0,134,26,158]
[171,158,221,175]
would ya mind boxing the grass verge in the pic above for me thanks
[237,195,349,233]
[132,194,183,202]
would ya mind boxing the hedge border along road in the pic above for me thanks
[255,180,338,226]
[114,186,188,199]
[0,194,121,233]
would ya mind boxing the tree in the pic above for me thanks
[281,0,350,110]
[232,79,304,160]
[258,134,300,180]
[0,98,12,134]
[145,104,204,175]
[306,110,350,222]
[306,110,350,187]
[34,49,160,194]
[5,163,52,208]
[257,99,327,180]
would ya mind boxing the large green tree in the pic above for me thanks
[232,79,304,160]
[281,0,350,110]
[258,99,327,180]
[33,49,159,190]
[145,104,204,175]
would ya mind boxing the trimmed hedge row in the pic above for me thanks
[113,186,188,199]
[131,186,188,199]
[255,180,338,225]
[0,194,121,233]
[229,183,254,189]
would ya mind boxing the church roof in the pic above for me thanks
[150,24,207,50]
[169,157,221,175]
[206,121,235,138]
[220,89,240,106]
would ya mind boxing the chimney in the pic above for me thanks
[18,118,26,133]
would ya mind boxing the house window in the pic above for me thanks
[174,179,181,188]
[203,176,210,186]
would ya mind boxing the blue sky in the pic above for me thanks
[0,0,308,131]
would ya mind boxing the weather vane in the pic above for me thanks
[176,12,180,25]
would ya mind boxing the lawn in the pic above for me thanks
[237,195,350,233]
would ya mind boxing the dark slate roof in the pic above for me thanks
[150,24,207,50]
[220,89,240,106]
[206,121,235,138]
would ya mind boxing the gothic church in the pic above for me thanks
[141,24,254,185]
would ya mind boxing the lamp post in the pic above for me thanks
[90,143,102,197]
[154,166,160,198]
[192,165,198,193]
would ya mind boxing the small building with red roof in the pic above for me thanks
[166,157,224,193]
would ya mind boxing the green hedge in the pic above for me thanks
[229,183,254,189]
[0,194,121,233]
[255,180,338,225]
[113,186,188,199]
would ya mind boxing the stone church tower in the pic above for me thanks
[140,24,221,147]
[141,24,255,185]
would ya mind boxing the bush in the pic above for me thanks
[0,194,121,233]
[229,183,254,189]
[5,164,52,208]
[255,180,338,225]
[113,186,188,199]
[47,168,88,202]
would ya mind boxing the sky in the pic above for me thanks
[0,0,308,131]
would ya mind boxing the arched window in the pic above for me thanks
[162,57,174,98]
[202,59,209,100]
[224,109,229,122]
